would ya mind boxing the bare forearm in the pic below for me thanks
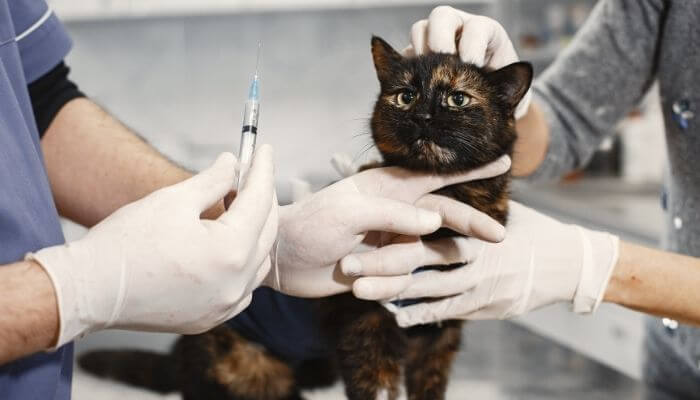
[512,101,550,177]
[605,241,700,326]
[0,261,59,365]
[41,98,225,226]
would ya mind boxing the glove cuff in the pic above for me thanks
[262,238,282,291]
[572,228,620,314]
[27,245,84,348]
[26,242,110,348]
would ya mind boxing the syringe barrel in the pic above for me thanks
[241,99,260,135]
[237,100,260,189]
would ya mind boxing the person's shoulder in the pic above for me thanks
[7,0,72,83]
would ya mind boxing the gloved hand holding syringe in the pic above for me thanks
[237,43,262,190]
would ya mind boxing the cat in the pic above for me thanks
[314,36,531,400]
[77,36,532,400]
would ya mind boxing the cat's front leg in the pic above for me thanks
[404,320,463,400]
[328,298,405,400]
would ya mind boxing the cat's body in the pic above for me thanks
[78,37,532,400]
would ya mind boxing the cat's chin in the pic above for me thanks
[408,139,460,171]
[384,149,507,175]
[383,152,457,174]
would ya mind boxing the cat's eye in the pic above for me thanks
[447,92,471,108]
[396,91,416,107]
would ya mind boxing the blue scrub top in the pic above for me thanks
[0,0,74,398]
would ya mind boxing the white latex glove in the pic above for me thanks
[352,202,619,327]
[28,146,277,348]
[263,155,512,297]
[407,6,532,119]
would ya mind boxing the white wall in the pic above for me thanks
[49,0,493,20]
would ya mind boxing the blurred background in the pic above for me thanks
[48,0,666,398]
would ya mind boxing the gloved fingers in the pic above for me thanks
[361,231,401,249]
[342,235,481,278]
[401,44,416,57]
[219,144,275,243]
[361,238,484,302]
[457,15,507,67]
[410,19,429,55]
[480,22,518,69]
[394,294,467,327]
[352,155,510,204]
[351,237,482,300]
[421,236,483,266]
[352,274,413,301]
[426,6,465,54]
[437,155,511,188]
[415,194,505,242]
[351,195,441,236]
[266,265,354,298]
[389,265,476,301]
[176,152,238,212]
[455,16,531,118]
[340,236,424,277]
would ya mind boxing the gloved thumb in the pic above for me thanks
[178,152,238,212]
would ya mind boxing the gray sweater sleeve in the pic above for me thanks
[528,0,667,181]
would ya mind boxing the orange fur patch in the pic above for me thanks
[208,331,295,399]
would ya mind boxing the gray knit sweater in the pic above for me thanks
[530,0,700,394]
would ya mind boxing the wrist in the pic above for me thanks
[0,260,60,363]
[512,101,550,177]
[603,241,636,307]
[26,260,60,347]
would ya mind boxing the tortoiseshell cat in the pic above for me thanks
[78,36,532,400]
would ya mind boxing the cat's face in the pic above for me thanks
[370,36,532,173]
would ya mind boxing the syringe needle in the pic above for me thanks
[254,42,262,78]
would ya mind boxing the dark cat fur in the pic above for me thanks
[77,36,532,400]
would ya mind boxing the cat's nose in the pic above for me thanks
[415,113,432,122]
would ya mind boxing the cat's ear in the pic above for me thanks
[487,62,533,110]
[371,36,402,82]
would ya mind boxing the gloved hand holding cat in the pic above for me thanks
[353,202,619,327]
[264,155,512,297]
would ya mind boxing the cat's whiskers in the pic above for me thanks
[351,132,371,140]
[354,142,377,163]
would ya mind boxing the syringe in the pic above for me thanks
[236,43,262,190]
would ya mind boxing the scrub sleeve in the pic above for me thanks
[0,0,74,398]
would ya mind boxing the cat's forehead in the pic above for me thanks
[396,56,486,92]
[428,63,483,91]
